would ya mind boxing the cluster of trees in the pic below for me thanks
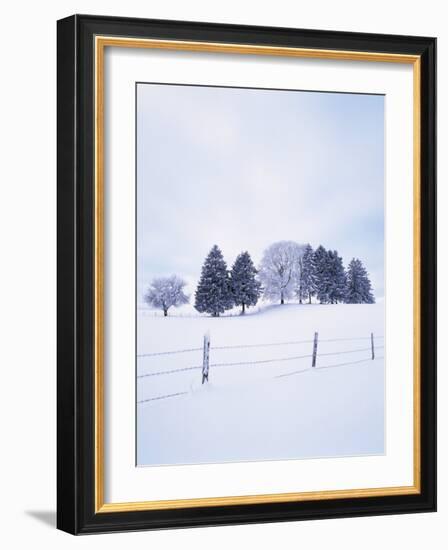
[195,246,261,317]
[256,241,374,308]
[144,241,375,316]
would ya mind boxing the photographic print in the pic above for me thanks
[136,82,385,467]
[57,16,436,533]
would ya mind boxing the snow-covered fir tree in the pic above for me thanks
[230,251,262,314]
[144,275,189,316]
[296,243,315,304]
[296,254,305,304]
[259,241,305,305]
[326,250,347,304]
[312,245,331,304]
[194,245,233,316]
[345,258,375,304]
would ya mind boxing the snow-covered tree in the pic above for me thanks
[195,245,233,316]
[312,245,331,304]
[230,251,261,314]
[345,258,375,304]
[326,250,347,304]
[259,241,305,305]
[296,243,315,304]
[313,247,347,304]
[144,275,189,316]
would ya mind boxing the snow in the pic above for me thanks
[137,302,385,466]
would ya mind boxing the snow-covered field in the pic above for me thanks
[137,302,385,466]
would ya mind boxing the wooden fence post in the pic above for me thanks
[371,332,375,360]
[312,332,318,368]
[202,332,210,384]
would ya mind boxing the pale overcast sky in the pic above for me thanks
[137,83,384,302]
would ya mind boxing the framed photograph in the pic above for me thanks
[57,14,436,534]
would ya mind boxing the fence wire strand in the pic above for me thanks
[317,347,372,357]
[275,367,309,379]
[212,339,313,350]
[316,356,384,371]
[319,335,384,343]
[138,347,202,358]
[209,353,312,369]
[276,355,383,379]
[137,365,202,378]
[138,391,189,404]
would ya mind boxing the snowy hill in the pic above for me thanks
[137,303,385,466]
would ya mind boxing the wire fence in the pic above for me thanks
[137,336,384,359]
[137,331,385,405]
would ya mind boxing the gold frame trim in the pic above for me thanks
[94,36,421,513]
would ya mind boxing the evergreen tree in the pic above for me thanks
[326,250,347,304]
[297,243,315,304]
[345,258,375,304]
[296,254,305,304]
[312,245,331,304]
[230,251,261,314]
[194,245,233,316]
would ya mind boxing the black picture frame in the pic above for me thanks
[57,14,436,535]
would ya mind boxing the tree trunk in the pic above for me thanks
[280,292,284,305]
[241,303,246,314]
[309,294,312,304]
[163,309,168,317]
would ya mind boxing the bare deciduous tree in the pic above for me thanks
[144,275,189,316]
[259,241,305,305]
